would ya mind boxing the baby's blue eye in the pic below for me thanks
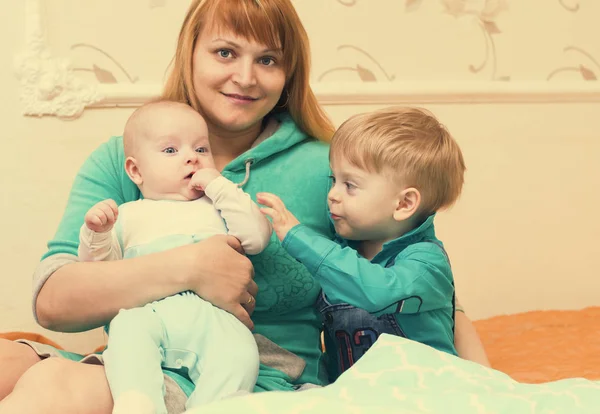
[196,147,207,153]
[163,147,176,154]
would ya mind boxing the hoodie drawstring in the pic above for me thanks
[237,159,254,188]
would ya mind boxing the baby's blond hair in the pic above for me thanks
[330,107,466,216]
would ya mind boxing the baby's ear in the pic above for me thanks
[393,187,421,222]
[125,157,143,185]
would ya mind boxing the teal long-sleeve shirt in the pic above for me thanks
[282,214,457,356]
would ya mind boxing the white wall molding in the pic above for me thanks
[15,0,102,118]
[89,81,600,109]
[311,81,600,105]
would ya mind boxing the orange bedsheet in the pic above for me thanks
[475,306,600,383]
[0,331,64,349]
[3,307,599,384]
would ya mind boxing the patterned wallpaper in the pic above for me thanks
[303,0,598,83]
[40,0,598,86]
[15,0,600,117]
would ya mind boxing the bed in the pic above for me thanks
[3,307,600,413]
[475,306,600,384]
[192,317,600,414]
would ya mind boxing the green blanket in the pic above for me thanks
[196,334,600,414]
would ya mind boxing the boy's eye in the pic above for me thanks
[163,147,177,154]
[195,147,208,153]
[328,175,336,184]
[345,182,356,191]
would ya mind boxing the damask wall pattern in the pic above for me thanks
[310,0,598,83]
[322,0,510,81]
[28,0,600,84]
[15,0,600,117]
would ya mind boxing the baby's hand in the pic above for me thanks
[256,193,300,241]
[190,168,221,192]
[84,199,118,233]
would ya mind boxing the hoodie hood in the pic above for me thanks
[223,113,310,174]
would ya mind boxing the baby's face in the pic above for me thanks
[134,107,216,201]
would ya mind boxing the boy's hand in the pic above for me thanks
[190,168,221,192]
[256,193,300,241]
[84,199,118,233]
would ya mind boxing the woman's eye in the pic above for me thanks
[218,49,232,58]
[258,57,275,66]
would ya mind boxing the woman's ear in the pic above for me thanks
[125,157,143,185]
[393,187,421,222]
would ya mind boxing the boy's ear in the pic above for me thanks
[393,187,421,222]
[125,157,143,185]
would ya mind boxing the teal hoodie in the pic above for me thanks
[43,112,334,392]
[281,213,457,378]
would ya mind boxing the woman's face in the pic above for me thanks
[192,27,287,135]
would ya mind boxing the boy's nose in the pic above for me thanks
[328,187,340,203]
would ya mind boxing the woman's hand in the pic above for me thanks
[36,234,258,332]
[179,234,258,330]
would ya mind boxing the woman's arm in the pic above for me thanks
[37,250,185,332]
[37,235,256,332]
[453,300,491,367]
[35,137,257,333]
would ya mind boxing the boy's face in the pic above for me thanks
[131,107,216,201]
[327,156,403,243]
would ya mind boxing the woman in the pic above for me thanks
[0,0,489,413]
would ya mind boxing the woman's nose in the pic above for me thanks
[232,59,257,88]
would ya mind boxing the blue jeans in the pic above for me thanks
[317,240,453,381]
[317,292,406,381]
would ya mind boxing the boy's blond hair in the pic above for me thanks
[330,107,466,216]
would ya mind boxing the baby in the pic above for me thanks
[258,106,464,380]
[78,100,272,413]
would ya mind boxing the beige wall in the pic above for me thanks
[2,0,599,352]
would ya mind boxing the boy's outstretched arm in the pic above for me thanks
[257,193,452,315]
[259,193,491,366]
[259,193,491,367]
[256,192,300,241]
